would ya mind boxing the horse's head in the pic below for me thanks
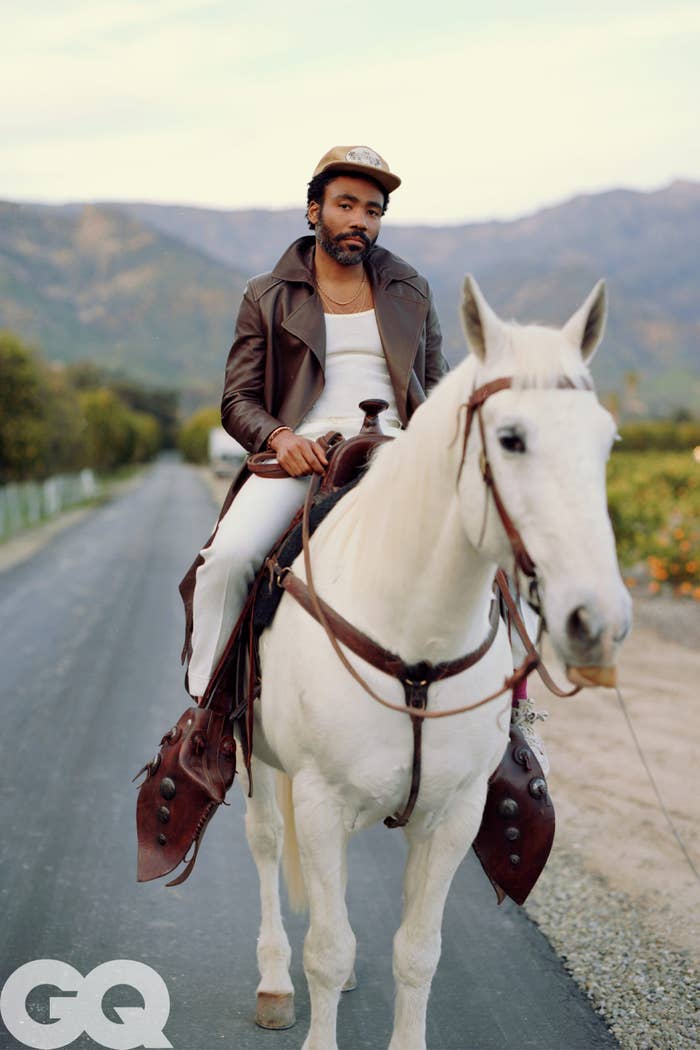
[457,275,631,686]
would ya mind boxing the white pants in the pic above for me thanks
[188,474,311,696]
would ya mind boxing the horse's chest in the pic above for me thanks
[313,705,504,829]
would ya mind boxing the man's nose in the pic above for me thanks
[350,213,367,229]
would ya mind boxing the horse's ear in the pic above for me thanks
[461,275,500,361]
[562,280,607,362]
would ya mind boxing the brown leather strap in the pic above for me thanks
[384,704,425,828]
[245,453,290,478]
[456,377,514,484]
[279,564,505,699]
[495,569,581,698]
[456,376,590,581]
[274,475,531,722]
[455,377,537,579]
[246,431,343,478]
[276,478,535,829]
[477,409,537,578]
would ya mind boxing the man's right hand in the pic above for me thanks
[269,429,328,476]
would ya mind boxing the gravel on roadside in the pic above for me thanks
[525,848,699,1050]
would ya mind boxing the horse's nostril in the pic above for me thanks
[567,605,601,644]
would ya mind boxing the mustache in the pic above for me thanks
[335,231,371,248]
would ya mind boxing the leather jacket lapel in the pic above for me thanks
[281,291,326,371]
[272,237,429,418]
[374,282,429,423]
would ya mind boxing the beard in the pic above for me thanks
[314,217,376,266]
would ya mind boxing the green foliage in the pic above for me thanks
[616,419,700,452]
[44,368,89,473]
[126,409,162,463]
[0,331,165,481]
[177,406,220,464]
[0,332,52,482]
[66,362,179,448]
[78,389,133,471]
[79,389,162,471]
[607,451,700,594]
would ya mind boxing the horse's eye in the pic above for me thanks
[498,429,526,454]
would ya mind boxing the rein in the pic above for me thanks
[273,374,584,825]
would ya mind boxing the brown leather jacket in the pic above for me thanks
[221,236,446,451]
[179,235,447,678]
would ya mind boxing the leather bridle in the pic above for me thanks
[457,374,592,582]
[272,374,587,826]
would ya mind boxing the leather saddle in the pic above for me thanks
[134,399,554,901]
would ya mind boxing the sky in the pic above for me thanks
[2,0,699,224]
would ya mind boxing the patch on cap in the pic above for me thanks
[345,147,383,169]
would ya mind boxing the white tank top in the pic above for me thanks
[296,309,401,441]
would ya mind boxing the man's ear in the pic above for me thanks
[307,199,321,227]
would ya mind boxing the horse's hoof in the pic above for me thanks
[256,991,296,1029]
[342,968,357,992]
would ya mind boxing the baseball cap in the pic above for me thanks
[312,145,401,193]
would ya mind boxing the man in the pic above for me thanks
[179,145,446,701]
[178,144,548,772]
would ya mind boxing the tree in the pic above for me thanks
[177,406,220,463]
[0,332,51,482]
[79,388,135,471]
[44,365,89,473]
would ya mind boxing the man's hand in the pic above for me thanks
[270,429,328,476]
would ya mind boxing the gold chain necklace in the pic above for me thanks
[316,271,367,307]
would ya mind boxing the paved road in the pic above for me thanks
[0,458,616,1050]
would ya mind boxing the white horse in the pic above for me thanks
[238,276,631,1050]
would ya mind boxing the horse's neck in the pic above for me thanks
[311,373,496,664]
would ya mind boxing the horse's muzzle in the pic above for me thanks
[565,664,617,688]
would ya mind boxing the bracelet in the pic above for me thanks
[266,425,292,451]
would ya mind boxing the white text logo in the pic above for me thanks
[0,960,172,1049]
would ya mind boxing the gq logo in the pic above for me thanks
[0,960,172,1049]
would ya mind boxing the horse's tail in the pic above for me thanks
[275,772,308,913]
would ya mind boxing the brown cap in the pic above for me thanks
[312,145,401,194]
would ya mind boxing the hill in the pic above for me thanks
[0,201,247,394]
[2,181,699,412]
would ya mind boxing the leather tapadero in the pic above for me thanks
[473,725,555,905]
[135,707,236,884]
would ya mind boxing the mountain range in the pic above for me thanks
[1,179,698,413]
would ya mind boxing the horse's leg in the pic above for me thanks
[339,848,357,992]
[388,782,489,1050]
[293,771,355,1050]
[239,756,295,1030]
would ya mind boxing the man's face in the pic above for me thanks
[309,175,384,266]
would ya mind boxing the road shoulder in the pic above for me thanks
[0,471,148,575]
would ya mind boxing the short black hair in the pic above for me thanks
[305,169,390,230]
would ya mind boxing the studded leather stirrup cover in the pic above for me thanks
[134,706,236,884]
[472,725,555,905]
